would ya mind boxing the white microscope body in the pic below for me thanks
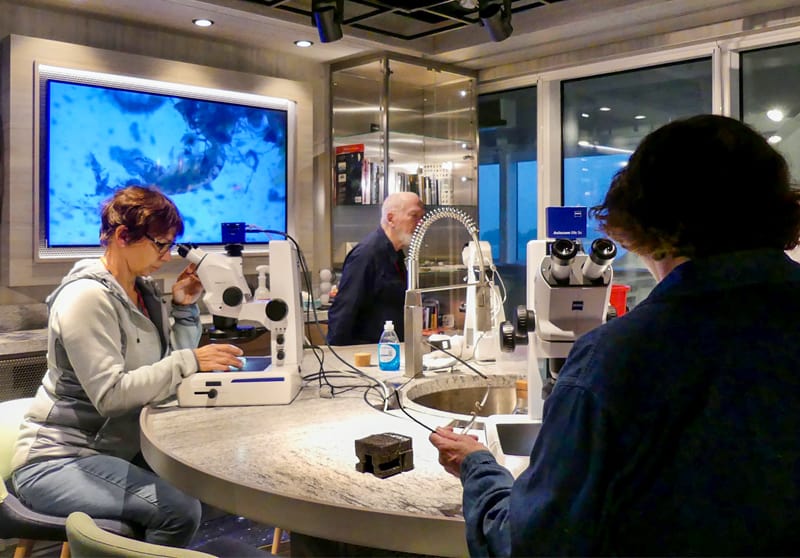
[486,236,616,475]
[175,240,304,407]
[462,241,506,361]
[526,237,616,413]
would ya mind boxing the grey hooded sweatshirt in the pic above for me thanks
[12,259,201,471]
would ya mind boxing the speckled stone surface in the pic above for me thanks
[141,345,527,557]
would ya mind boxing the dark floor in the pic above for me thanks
[0,507,288,557]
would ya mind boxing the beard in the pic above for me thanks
[397,229,413,250]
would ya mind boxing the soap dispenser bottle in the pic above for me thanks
[254,265,270,301]
[378,320,401,371]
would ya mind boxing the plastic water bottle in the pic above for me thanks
[378,320,400,371]
[254,265,270,301]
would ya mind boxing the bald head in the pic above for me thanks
[381,192,425,250]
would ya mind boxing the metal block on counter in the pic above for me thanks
[355,433,414,479]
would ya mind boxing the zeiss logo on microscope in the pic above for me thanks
[546,206,588,239]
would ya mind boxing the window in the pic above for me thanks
[478,86,538,315]
[562,59,713,305]
[741,42,800,180]
[478,86,538,265]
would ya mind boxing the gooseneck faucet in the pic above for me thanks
[403,207,490,377]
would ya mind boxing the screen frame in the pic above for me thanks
[34,63,296,261]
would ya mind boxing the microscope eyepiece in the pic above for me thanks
[551,239,578,261]
[589,238,617,263]
[176,244,192,258]
[550,239,577,281]
[225,243,244,257]
[581,238,617,280]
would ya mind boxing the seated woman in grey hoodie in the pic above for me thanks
[11,185,244,547]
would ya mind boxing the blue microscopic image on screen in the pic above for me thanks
[44,79,288,247]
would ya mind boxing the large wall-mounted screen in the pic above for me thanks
[38,65,291,257]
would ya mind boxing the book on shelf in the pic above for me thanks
[335,144,365,205]
[361,159,383,205]
[335,144,386,205]
[394,171,453,206]
[422,298,440,332]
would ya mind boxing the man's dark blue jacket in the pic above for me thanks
[461,249,800,556]
[327,227,406,345]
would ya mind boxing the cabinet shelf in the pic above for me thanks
[334,130,474,160]
[331,53,478,327]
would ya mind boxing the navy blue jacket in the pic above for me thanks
[327,227,407,345]
[461,249,800,556]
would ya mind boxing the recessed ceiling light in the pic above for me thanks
[599,106,611,112]
[459,90,468,97]
[634,114,646,120]
[767,108,784,122]
[294,40,313,47]
[768,135,782,144]
[193,18,214,28]
[581,113,590,118]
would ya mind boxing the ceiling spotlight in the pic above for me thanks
[479,0,513,42]
[294,39,314,47]
[192,18,214,28]
[311,0,344,43]
[767,108,784,122]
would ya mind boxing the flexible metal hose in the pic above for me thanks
[406,207,483,290]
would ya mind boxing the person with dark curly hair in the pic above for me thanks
[430,115,800,556]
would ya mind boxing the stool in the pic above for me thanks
[271,527,287,555]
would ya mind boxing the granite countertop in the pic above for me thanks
[141,344,527,557]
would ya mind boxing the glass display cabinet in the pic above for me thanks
[329,53,478,331]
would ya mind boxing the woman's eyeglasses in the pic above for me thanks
[144,233,176,255]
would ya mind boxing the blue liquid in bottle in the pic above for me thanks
[378,320,400,371]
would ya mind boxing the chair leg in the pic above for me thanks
[13,539,34,558]
[271,527,286,555]
[60,542,71,558]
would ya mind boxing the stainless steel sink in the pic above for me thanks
[404,374,520,418]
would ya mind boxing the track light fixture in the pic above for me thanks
[479,0,513,42]
[311,0,344,43]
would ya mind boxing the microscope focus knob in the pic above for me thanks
[265,298,289,322]
[222,286,244,307]
[499,320,517,353]
[515,306,535,334]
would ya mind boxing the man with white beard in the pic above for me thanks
[327,192,424,345]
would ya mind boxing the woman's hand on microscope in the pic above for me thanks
[172,263,203,305]
[194,343,244,372]
[429,426,489,478]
